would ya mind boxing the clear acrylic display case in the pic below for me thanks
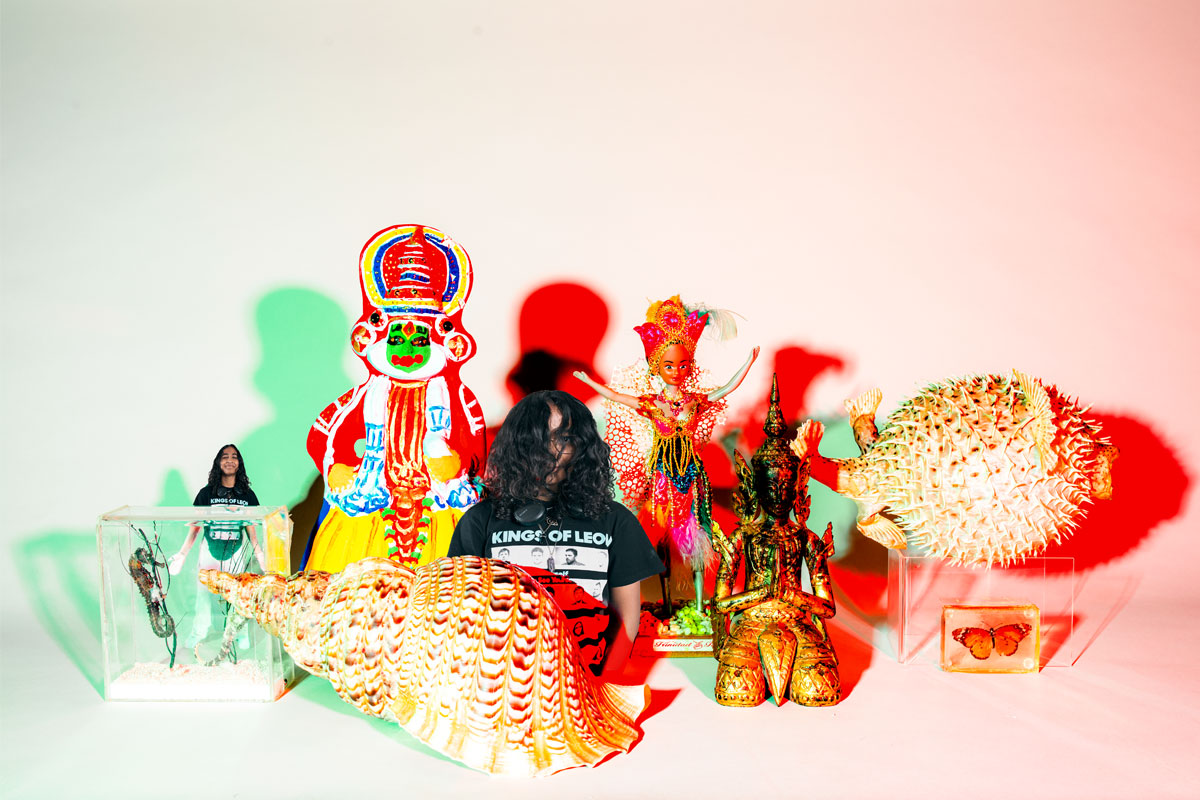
[97,505,294,701]
[887,550,1075,670]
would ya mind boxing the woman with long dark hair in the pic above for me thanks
[203,443,254,497]
[169,444,265,647]
[448,390,662,676]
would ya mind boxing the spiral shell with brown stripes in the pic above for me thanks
[204,556,648,777]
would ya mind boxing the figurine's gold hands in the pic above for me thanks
[710,525,736,566]
[790,419,825,461]
[780,588,836,620]
[731,450,762,523]
[809,523,836,563]
[810,595,836,619]
[793,419,842,490]
[327,463,357,492]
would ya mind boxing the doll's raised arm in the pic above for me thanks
[707,346,760,401]
[572,371,640,410]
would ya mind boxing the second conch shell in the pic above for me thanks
[200,556,649,777]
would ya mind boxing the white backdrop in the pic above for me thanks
[2,2,1198,798]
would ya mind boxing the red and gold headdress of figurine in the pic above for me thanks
[349,225,477,368]
[634,296,710,376]
[359,224,469,317]
[305,225,486,574]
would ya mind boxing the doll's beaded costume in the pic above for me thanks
[604,297,729,574]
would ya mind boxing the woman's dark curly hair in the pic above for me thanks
[206,444,252,494]
[486,390,614,521]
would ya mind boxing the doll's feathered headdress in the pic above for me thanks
[634,295,738,374]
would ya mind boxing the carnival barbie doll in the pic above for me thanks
[574,295,757,611]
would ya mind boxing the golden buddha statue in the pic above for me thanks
[711,375,841,707]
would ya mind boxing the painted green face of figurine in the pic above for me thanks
[386,320,432,374]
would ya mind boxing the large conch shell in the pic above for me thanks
[200,556,649,776]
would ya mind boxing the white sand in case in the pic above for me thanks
[107,661,285,701]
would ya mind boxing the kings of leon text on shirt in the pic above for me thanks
[488,528,614,546]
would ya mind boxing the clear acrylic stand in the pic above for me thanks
[886,550,1075,669]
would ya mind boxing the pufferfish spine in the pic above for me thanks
[801,370,1117,567]
[200,556,648,777]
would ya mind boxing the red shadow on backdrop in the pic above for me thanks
[487,282,610,444]
[504,282,609,406]
[828,618,874,698]
[725,345,847,458]
[1040,410,1189,572]
[707,343,849,540]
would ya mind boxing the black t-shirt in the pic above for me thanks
[194,485,259,540]
[448,498,663,673]
[447,498,663,607]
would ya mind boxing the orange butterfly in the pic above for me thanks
[952,624,1032,659]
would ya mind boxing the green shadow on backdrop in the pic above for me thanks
[237,286,356,565]
[13,287,352,697]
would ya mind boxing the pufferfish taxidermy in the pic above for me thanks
[792,370,1117,567]
[199,556,648,777]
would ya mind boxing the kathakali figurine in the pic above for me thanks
[575,295,758,612]
[304,225,487,572]
[711,376,841,707]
